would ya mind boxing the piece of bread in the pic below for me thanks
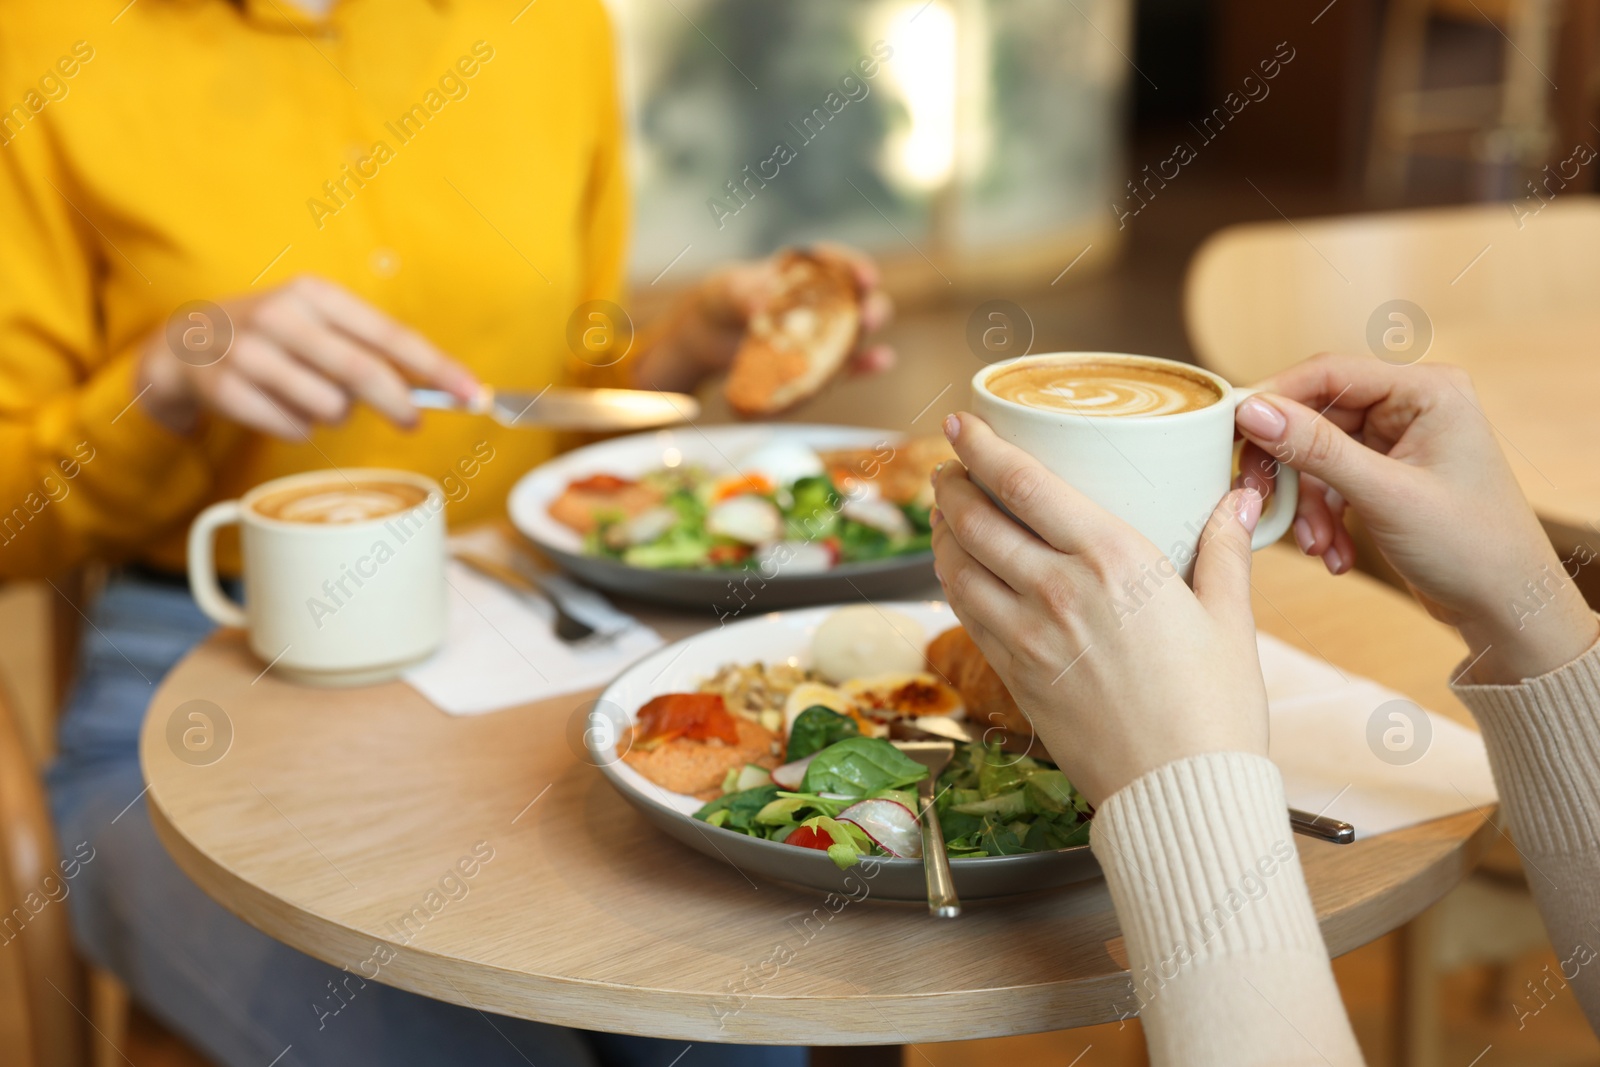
[925,625,1034,738]
[724,251,861,417]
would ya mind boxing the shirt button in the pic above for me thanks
[345,142,366,164]
[370,248,401,277]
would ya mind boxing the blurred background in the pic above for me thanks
[4,0,1598,1064]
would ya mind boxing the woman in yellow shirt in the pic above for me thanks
[4,1,888,1064]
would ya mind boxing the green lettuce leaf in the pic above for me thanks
[800,816,874,870]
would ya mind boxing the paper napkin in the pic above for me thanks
[403,561,663,716]
[1260,633,1498,839]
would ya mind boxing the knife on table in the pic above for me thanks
[410,385,700,432]
[889,717,1356,846]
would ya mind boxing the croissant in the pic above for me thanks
[925,625,1034,738]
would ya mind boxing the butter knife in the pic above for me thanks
[411,386,700,432]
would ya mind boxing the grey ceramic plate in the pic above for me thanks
[507,424,936,614]
[589,602,1102,901]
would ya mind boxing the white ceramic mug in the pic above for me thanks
[970,353,1298,581]
[187,469,448,686]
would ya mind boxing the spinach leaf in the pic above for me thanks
[800,737,928,796]
[785,705,860,761]
[693,784,780,834]
[938,808,985,844]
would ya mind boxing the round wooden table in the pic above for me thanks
[139,545,1492,1047]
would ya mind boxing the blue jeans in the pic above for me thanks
[47,573,807,1067]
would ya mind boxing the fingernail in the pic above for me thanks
[1236,488,1262,532]
[943,414,960,442]
[1242,471,1267,498]
[934,564,944,585]
[1293,517,1314,553]
[1236,397,1287,439]
[929,506,943,528]
[1324,546,1344,574]
[930,460,945,486]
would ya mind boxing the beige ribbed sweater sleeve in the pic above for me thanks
[1450,637,1600,1032]
[1090,753,1365,1066]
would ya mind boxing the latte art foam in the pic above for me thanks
[253,481,430,524]
[1022,378,1193,417]
[989,360,1220,417]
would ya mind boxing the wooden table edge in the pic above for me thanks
[145,777,1496,1045]
[1318,810,1495,953]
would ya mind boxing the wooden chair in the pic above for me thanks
[1365,0,1600,201]
[1183,198,1600,1067]
[0,574,130,1067]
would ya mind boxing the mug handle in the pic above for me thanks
[187,501,249,628]
[1232,387,1299,550]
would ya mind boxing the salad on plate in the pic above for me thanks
[613,605,1093,869]
[547,435,951,572]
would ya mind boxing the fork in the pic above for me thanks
[452,550,597,643]
[892,740,961,919]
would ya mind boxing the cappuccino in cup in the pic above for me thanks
[187,469,447,686]
[972,353,1298,581]
[987,359,1222,417]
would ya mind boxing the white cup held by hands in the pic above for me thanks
[971,352,1298,581]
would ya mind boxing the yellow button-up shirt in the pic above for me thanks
[0,0,627,576]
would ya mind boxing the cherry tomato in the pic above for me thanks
[786,825,835,851]
[707,543,753,566]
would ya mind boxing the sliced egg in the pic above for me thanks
[841,672,965,720]
[782,682,886,738]
[709,472,775,503]
[706,495,782,544]
[738,439,825,489]
[783,681,855,735]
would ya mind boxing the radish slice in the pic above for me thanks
[753,540,833,575]
[841,495,912,537]
[707,495,783,544]
[838,798,923,859]
[770,753,817,790]
[621,506,679,546]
